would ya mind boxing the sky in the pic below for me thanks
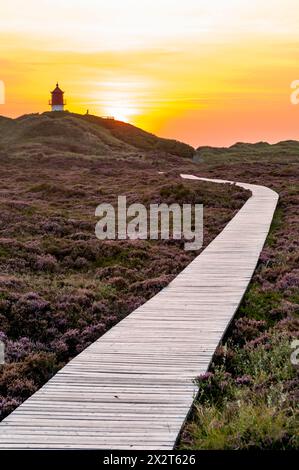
[1,0,299,147]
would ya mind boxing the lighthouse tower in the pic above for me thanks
[49,83,65,111]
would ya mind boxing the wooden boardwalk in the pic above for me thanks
[0,176,278,449]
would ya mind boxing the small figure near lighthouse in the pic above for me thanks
[49,83,65,111]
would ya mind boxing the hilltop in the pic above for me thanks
[196,140,299,163]
[0,112,195,160]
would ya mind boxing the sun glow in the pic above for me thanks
[1,0,299,145]
[102,104,138,123]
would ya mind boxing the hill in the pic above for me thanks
[196,140,299,163]
[0,112,195,159]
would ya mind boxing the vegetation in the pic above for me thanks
[1,114,297,449]
[178,142,299,450]
[0,114,247,419]
[196,140,299,164]
[0,112,195,159]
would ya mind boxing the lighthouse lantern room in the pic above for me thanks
[49,83,65,111]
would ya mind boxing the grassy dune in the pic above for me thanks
[0,112,195,159]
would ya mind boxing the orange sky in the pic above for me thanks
[1,0,299,147]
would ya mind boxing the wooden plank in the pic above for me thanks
[0,175,278,449]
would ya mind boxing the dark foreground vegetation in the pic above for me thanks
[0,113,248,419]
[179,142,299,449]
[0,113,297,449]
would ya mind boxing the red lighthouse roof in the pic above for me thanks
[50,82,64,106]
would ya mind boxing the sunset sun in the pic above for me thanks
[1,0,299,145]
[103,104,138,123]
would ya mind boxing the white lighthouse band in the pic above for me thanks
[51,104,64,112]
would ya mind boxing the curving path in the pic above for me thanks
[0,176,278,449]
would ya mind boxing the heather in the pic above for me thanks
[0,116,248,419]
[179,144,299,450]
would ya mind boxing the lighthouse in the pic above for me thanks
[49,83,65,111]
